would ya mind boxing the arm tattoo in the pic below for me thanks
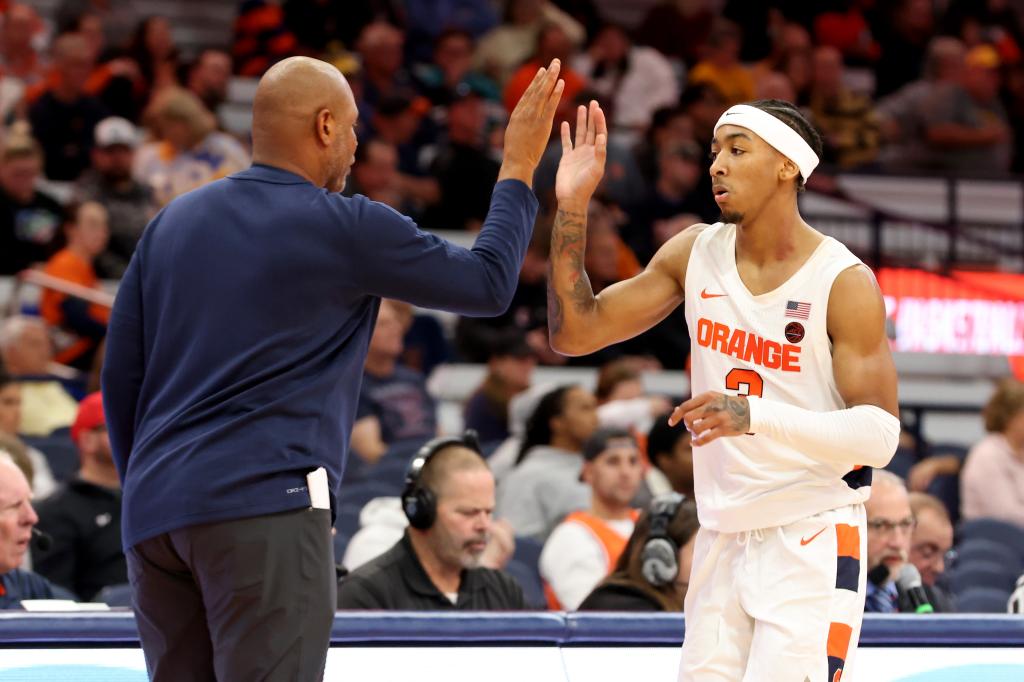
[705,394,751,432]
[547,208,596,335]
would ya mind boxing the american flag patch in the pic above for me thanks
[786,300,811,319]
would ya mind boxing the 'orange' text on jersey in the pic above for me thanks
[695,318,802,372]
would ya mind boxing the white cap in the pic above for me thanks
[94,116,139,148]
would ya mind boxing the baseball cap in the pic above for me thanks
[71,392,105,445]
[94,117,139,148]
[582,427,637,462]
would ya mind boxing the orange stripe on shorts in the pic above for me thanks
[827,621,853,661]
[835,523,860,560]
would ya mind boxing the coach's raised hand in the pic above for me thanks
[498,59,565,185]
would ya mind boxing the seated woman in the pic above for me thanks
[578,493,698,612]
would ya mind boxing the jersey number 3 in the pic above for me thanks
[725,368,764,398]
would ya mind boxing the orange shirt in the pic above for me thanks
[41,248,110,328]
[504,61,586,114]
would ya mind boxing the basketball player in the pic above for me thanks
[548,99,899,681]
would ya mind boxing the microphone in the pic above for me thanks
[31,527,53,552]
[896,563,934,614]
[867,563,890,588]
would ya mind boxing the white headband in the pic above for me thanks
[713,104,819,181]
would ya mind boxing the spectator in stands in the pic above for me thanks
[875,37,966,171]
[128,15,179,100]
[750,21,812,85]
[33,392,124,601]
[419,82,501,231]
[579,493,699,612]
[345,138,406,211]
[677,84,727,222]
[917,44,1013,174]
[0,453,66,608]
[908,492,956,612]
[0,131,63,275]
[571,23,678,146]
[232,0,298,77]
[0,316,79,438]
[133,87,249,206]
[350,299,438,467]
[403,0,498,64]
[0,372,56,499]
[337,437,525,609]
[687,19,754,106]
[503,23,585,120]
[355,22,416,113]
[495,385,597,540]
[873,0,937,98]
[941,0,1024,65]
[414,28,500,106]
[40,202,111,371]
[864,470,914,613]
[27,33,108,182]
[634,105,695,185]
[185,49,232,117]
[808,46,881,169]
[0,4,47,88]
[813,0,881,65]
[540,427,643,610]
[342,495,516,574]
[366,94,440,207]
[463,329,536,446]
[475,0,585,88]
[625,141,704,265]
[645,414,695,500]
[961,378,1024,528]
[754,71,797,103]
[592,359,671,441]
[636,0,714,67]
[77,116,157,278]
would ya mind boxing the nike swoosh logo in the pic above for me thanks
[700,288,727,299]
[800,527,827,546]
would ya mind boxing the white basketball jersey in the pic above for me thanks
[684,223,869,533]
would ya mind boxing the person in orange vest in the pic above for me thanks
[539,426,644,610]
[40,201,111,371]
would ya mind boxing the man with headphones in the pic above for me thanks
[539,427,645,610]
[337,432,526,610]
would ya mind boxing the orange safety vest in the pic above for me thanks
[544,509,641,610]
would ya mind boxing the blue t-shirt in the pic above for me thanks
[102,164,537,548]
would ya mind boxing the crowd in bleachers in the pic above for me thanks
[1,0,1023,617]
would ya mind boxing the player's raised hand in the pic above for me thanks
[500,59,565,180]
[555,100,607,207]
[668,391,751,445]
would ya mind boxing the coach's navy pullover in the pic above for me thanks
[102,165,537,548]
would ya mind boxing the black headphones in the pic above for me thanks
[641,492,686,587]
[401,430,482,530]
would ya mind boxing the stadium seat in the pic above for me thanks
[503,559,545,610]
[957,518,1024,560]
[333,531,351,564]
[512,536,544,573]
[952,539,1024,574]
[955,586,1012,614]
[336,480,399,509]
[95,583,134,607]
[926,473,961,526]
[949,560,1020,595]
[21,429,79,482]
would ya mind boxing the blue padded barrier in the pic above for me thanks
[2,612,1024,648]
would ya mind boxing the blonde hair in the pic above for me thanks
[983,378,1024,433]
[145,87,216,147]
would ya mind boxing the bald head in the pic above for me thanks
[251,57,359,192]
